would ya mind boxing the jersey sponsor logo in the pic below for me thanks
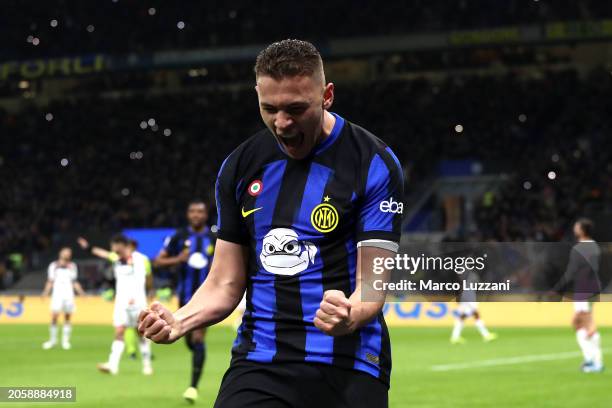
[379,197,403,214]
[260,228,317,275]
[241,206,263,218]
[187,252,209,269]
[310,199,339,233]
[205,244,214,256]
[247,180,263,196]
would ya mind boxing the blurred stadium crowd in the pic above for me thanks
[3,0,612,58]
[4,69,612,257]
[3,1,612,289]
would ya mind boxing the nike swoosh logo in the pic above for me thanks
[241,207,263,218]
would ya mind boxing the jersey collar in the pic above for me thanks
[314,112,344,156]
[274,112,345,159]
[189,226,209,235]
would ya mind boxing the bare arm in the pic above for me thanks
[91,247,113,259]
[42,280,53,297]
[174,239,247,332]
[139,239,248,343]
[348,245,392,329]
[315,246,393,336]
[77,237,113,260]
[153,248,189,268]
[72,281,86,296]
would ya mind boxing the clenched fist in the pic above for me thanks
[314,290,354,336]
[138,301,182,344]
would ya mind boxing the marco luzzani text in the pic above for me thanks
[371,254,511,292]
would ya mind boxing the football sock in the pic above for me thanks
[62,324,71,343]
[451,319,463,340]
[475,319,490,337]
[190,342,206,388]
[576,329,592,362]
[590,331,602,366]
[108,340,125,372]
[49,324,58,343]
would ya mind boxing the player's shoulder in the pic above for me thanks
[339,119,402,176]
[132,251,149,262]
[172,227,190,239]
[217,128,278,179]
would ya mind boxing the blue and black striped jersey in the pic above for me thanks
[215,113,403,385]
[163,227,215,305]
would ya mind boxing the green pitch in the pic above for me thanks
[1,325,609,407]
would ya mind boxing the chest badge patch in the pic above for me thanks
[311,196,339,233]
[248,180,263,196]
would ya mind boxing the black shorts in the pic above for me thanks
[213,360,388,408]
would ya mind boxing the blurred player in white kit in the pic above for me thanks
[78,234,153,375]
[42,247,86,350]
[450,301,497,344]
[567,219,603,373]
[450,271,497,344]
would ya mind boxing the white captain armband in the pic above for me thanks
[357,239,399,253]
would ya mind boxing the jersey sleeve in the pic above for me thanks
[47,263,55,281]
[137,253,149,278]
[356,146,404,245]
[71,263,78,281]
[215,153,249,245]
[144,256,152,276]
[162,233,181,256]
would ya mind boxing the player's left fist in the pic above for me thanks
[314,290,354,336]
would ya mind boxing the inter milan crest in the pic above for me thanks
[310,196,339,233]
[247,180,263,196]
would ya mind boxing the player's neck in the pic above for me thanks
[190,225,206,233]
[119,249,133,261]
[318,110,335,144]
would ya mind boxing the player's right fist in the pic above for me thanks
[138,301,181,344]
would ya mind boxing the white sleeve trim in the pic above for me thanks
[357,239,399,253]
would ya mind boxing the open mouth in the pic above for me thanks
[279,132,304,150]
